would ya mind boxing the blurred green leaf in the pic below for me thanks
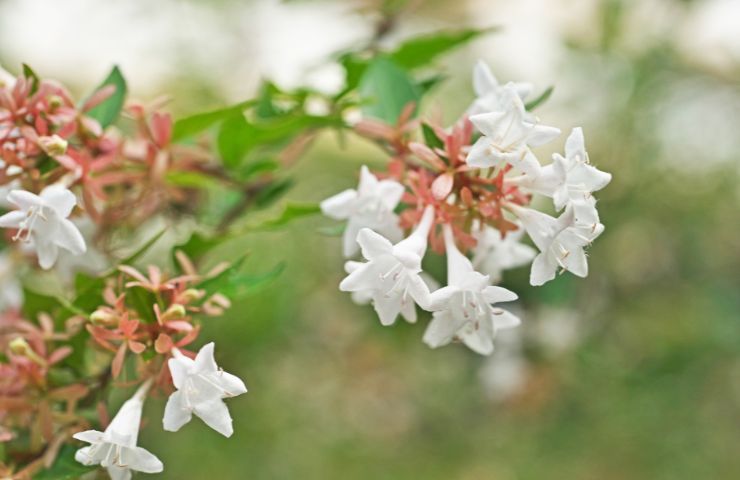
[524,86,554,111]
[238,158,280,181]
[86,66,127,128]
[255,178,294,208]
[22,63,40,94]
[359,57,420,123]
[217,112,252,168]
[422,123,445,149]
[35,445,93,480]
[116,228,167,267]
[166,170,225,190]
[172,100,253,142]
[250,202,321,230]
[389,27,496,70]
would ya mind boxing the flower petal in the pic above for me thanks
[128,447,164,473]
[55,218,87,255]
[40,185,77,218]
[356,228,393,261]
[194,397,234,437]
[530,252,557,286]
[320,189,356,219]
[194,342,218,373]
[163,390,192,432]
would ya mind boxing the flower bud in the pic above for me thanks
[161,303,186,321]
[9,337,46,366]
[90,309,117,326]
[38,135,68,157]
[181,288,205,303]
[48,95,64,110]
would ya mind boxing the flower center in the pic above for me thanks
[12,205,47,242]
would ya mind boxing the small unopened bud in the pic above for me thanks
[161,304,187,321]
[181,288,205,303]
[9,337,46,366]
[38,135,68,157]
[48,95,64,110]
[90,309,117,326]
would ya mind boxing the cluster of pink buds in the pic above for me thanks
[322,60,612,355]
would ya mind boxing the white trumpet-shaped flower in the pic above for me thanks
[163,342,247,437]
[510,203,604,286]
[0,185,86,269]
[472,223,536,283]
[510,128,611,210]
[74,381,163,480]
[423,225,520,355]
[466,84,560,175]
[321,165,405,257]
[339,206,435,326]
[468,60,533,115]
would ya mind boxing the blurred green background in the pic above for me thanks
[2,0,740,478]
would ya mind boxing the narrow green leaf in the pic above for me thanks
[116,228,167,267]
[359,57,420,124]
[524,86,554,111]
[250,202,321,230]
[422,123,445,149]
[390,27,497,70]
[22,63,40,94]
[255,178,294,208]
[166,171,226,190]
[86,66,127,128]
[172,100,254,142]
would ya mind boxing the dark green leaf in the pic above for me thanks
[22,63,40,94]
[525,86,554,111]
[238,158,279,181]
[255,178,294,208]
[166,171,225,190]
[250,202,321,230]
[422,123,445,149]
[358,57,420,124]
[86,66,127,128]
[416,74,447,95]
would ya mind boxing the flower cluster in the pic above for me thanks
[0,66,254,479]
[322,60,611,355]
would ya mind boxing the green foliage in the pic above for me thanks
[359,56,420,123]
[21,63,40,94]
[171,100,254,142]
[525,86,554,111]
[389,27,496,70]
[35,445,93,480]
[86,66,127,128]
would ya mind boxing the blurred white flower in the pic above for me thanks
[321,165,405,258]
[0,253,22,311]
[0,185,86,269]
[164,342,247,437]
[74,381,163,480]
[468,60,533,115]
[423,225,520,355]
[472,223,536,283]
[467,85,560,175]
[0,63,15,88]
[54,216,109,283]
[339,206,435,326]
[510,204,603,286]
[478,327,528,403]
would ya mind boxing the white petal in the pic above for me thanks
[74,446,96,466]
[399,297,417,324]
[356,228,393,261]
[6,190,42,210]
[459,329,494,355]
[526,124,561,147]
[465,137,497,169]
[320,189,356,219]
[35,240,59,270]
[422,312,459,348]
[427,286,458,311]
[492,309,521,329]
[339,262,377,292]
[562,247,588,278]
[0,210,25,228]
[372,293,402,326]
[168,355,192,389]
[40,185,77,218]
[194,342,218,373]
[377,180,405,209]
[473,60,498,96]
[73,430,105,444]
[469,111,506,139]
[481,286,518,304]
[341,220,361,258]
[565,127,585,158]
[163,390,192,432]
[194,397,234,437]
[213,370,247,397]
[530,252,557,286]
[55,218,87,255]
[106,465,132,480]
[128,447,164,473]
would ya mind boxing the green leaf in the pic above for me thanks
[238,158,279,181]
[255,178,294,208]
[200,257,285,298]
[525,86,554,111]
[217,112,253,168]
[117,228,167,267]
[126,286,158,323]
[166,170,225,190]
[422,123,445,149]
[22,63,40,94]
[86,66,127,128]
[416,74,447,95]
[359,57,420,124]
[250,202,321,230]
[172,100,253,142]
[35,445,93,480]
[389,27,497,70]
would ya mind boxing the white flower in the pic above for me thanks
[0,185,86,269]
[321,165,405,257]
[423,225,521,355]
[472,223,536,283]
[510,128,611,210]
[164,342,247,437]
[54,216,109,283]
[468,60,533,115]
[466,84,560,175]
[74,381,163,480]
[510,203,604,286]
[339,205,435,326]
[0,253,22,311]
